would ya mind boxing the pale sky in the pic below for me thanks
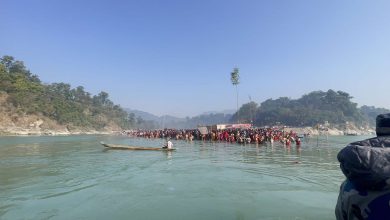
[1,0,389,117]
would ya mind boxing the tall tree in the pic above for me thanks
[230,67,240,123]
[232,101,258,123]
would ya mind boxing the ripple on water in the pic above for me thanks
[39,183,99,200]
[0,204,14,217]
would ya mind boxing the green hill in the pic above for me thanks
[233,90,390,128]
[0,55,137,134]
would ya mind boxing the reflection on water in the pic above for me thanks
[0,134,374,220]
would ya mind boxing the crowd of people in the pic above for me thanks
[122,127,302,146]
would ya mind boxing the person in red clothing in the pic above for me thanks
[296,137,301,146]
[223,131,229,141]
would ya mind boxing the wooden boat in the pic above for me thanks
[101,142,176,151]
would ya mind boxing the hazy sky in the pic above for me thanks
[1,0,389,117]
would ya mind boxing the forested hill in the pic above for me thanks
[232,90,390,127]
[0,55,141,132]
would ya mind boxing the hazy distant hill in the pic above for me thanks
[202,109,235,115]
[125,109,232,129]
[360,105,390,126]
[125,109,161,121]
[125,109,184,127]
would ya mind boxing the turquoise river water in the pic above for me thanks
[0,135,374,220]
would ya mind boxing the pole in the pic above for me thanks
[236,85,239,123]
[316,124,319,147]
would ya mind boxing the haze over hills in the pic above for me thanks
[126,109,235,121]
[201,109,236,115]
[125,109,161,121]
[125,108,233,129]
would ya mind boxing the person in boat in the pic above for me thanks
[163,138,173,149]
[335,113,390,219]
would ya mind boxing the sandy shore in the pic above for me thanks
[284,126,375,136]
[0,110,122,136]
[0,117,122,136]
[0,127,119,136]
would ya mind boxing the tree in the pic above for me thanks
[232,101,258,123]
[230,67,240,123]
[93,91,109,106]
[0,63,13,92]
[0,55,15,72]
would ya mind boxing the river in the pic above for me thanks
[0,135,373,220]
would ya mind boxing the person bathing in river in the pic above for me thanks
[163,138,173,149]
[295,137,301,146]
[336,113,390,219]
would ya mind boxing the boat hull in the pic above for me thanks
[101,143,176,151]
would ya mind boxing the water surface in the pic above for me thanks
[0,135,373,219]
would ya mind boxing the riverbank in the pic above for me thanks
[284,126,375,136]
[0,93,124,136]
[0,125,118,136]
[0,129,116,136]
[0,115,119,136]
